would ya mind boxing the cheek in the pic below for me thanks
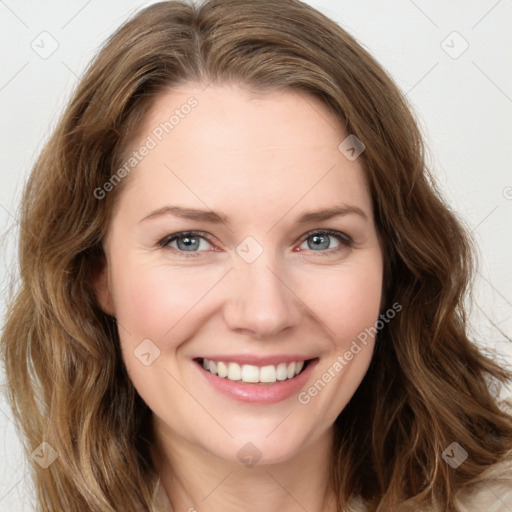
[296,255,383,347]
[111,257,220,342]
[108,257,219,403]
[111,247,383,357]
[292,254,382,414]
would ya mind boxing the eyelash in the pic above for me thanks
[157,229,353,258]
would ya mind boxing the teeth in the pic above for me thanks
[227,362,241,381]
[201,358,307,383]
[241,364,259,383]
[276,363,288,381]
[217,361,228,378]
[260,365,276,383]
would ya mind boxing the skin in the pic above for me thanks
[95,83,383,512]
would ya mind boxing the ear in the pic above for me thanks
[92,259,116,317]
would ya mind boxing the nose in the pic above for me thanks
[223,253,303,339]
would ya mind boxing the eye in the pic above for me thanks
[157,229,352,258]
[297,230,352,253]
[158,231,213,256]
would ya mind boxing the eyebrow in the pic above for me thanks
[139,204,368,225]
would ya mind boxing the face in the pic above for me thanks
[96,83,383,466]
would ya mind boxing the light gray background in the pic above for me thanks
[1,1,511,510]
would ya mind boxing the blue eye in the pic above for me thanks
[158,229,352,257]
[298,230,352,253]
[158,231,213,257]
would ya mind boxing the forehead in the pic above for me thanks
[138,84,337,152]
[114,83,372,223]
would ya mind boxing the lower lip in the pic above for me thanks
[195,359,318,405]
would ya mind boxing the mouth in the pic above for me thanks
[194,357,315,385]
[193,355,319,404]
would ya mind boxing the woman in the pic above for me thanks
[2,1,511,511]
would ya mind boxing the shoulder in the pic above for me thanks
[454,454,512,512]
[347,454,512,512]
[151,462,512,512]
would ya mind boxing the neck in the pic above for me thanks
[151,420,338,512]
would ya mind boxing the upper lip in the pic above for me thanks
[195,354,316,366]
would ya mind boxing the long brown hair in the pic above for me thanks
[2,1,511,510]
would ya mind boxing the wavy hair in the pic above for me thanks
[2,1,511,511]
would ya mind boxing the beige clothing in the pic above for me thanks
[456,456,512,512]
[153,477,173,512]
[153,458,512,511]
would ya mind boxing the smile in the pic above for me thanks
[194,356,319,404]
[201,358,306,383]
